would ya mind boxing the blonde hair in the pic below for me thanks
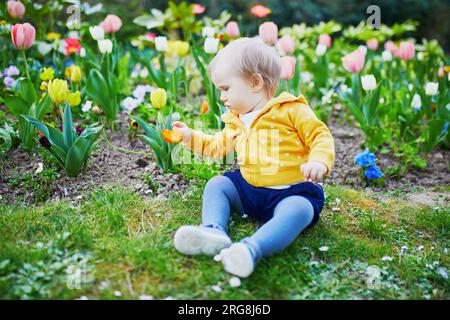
[208,37,281,97]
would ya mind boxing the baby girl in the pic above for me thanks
[172,37,335,278]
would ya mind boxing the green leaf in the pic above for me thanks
[0,128,12,155]
[85,69,116,121]
[4,95,28,118]
[62,103,75,150]
[65,126,103,177]
[19,78,37,106]
[21,115,68,152]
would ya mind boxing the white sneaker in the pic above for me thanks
[219,243,255,278]
[174,225,232,256]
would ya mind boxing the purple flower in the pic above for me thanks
[364,164,383,180]
[3,77,16,88]
[3,65,20,77]
[355,149,376,167]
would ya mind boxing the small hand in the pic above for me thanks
[172,121,193,142]
[301,161,328,182]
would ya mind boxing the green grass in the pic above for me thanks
[0,184,448,300]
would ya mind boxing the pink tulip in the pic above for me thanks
[225,21,240,38]
[396,41,415,61]
[258,22,278,46]
[384,40,398,54]
[341,49,365,73]
[99,14,122,33]
[318,34,332,48]
[276,35,295,55]
[11,23,35,50]
[367,38,379,51]
[280,56,296,80]
[7,1,25,19]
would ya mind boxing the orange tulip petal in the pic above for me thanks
[162,129,183,143]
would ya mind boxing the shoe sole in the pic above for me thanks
[174,226,232,256]
[220,244,254,278]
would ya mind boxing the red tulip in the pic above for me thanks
[64,38,82,56]
[258,22,278,46]
[99,14,122,33]
[250,4,271,18]
[341,49,366,73]
[192,3,206,14]
[280,56,296,80]
[318,34,332,48]
[7,1,25,19]
[11,23,35,50]
[225,21,240,38]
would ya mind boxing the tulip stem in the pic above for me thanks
[21,51,31,80]
[101,128,149,157]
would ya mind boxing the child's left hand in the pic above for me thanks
[301,161,328,182]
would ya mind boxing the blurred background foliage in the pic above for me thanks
[78,0,450,51]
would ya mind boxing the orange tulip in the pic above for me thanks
[201,100,209,114]
[162,129,183,143]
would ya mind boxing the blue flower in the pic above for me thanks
[64,60,74,67]
[441,122,449,136]
[355,149,376,167]
[364,164,383,180]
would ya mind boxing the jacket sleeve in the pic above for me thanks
[289,103,335,174]
[182,125,236,159]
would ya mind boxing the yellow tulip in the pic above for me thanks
[47,32,61,41]
[47,79,69,104]
[174,41,190,57]
[68,91,81,107]
[150,88,167,109]
[40,81,48,91]
[67,65,82,83]
[39,67,54,81]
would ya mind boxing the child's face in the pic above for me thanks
[212,61,266,115]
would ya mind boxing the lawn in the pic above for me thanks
[1,183,448,300]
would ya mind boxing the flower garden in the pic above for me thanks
[0,1,449,300]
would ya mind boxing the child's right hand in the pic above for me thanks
[172,121,193,142]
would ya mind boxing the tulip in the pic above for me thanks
[438,67,445,78]
[358,45,368,55]
[367,38,379,51]
[417,52,424,61]
[162,129,183,143]
[155,36,168,52]
[315,44,327,56]
[99,14,122,33]
[48,79,69,104]
[361,74,377,91]
[98,39,113,54]
[37,41,52,55]
[47,32,61,41]
[66,65,82,83]
[318,34,332,48]
[68,91,81,107]
[201,100,209,114]
[64,38,82,56]
[173,41,190,57]
[250,4,271,18]
[396,41,415,61]
[202,26,216,38]
[40,67,55,81]
[342,49,366,73]
[92,105,102,115]
[7,1,25,19]
[192,3,206,14]
[204,37,219,54]
[225,21,240,38]
[150,88,167,109]
[384,41,398,54]
[258,22,278,46]
[382,50,393,62]
[411,93,421,110]
[40,81,48,91]
[89,26,105,40]
[280,56,295,80]
[425,82,438,96]
[11,23,35,50]
[276,35,295,55]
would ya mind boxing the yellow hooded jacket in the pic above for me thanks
[184,92,335,187]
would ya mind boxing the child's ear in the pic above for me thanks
[249,73,265,92]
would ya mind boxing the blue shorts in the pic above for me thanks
[223,170,325,229]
